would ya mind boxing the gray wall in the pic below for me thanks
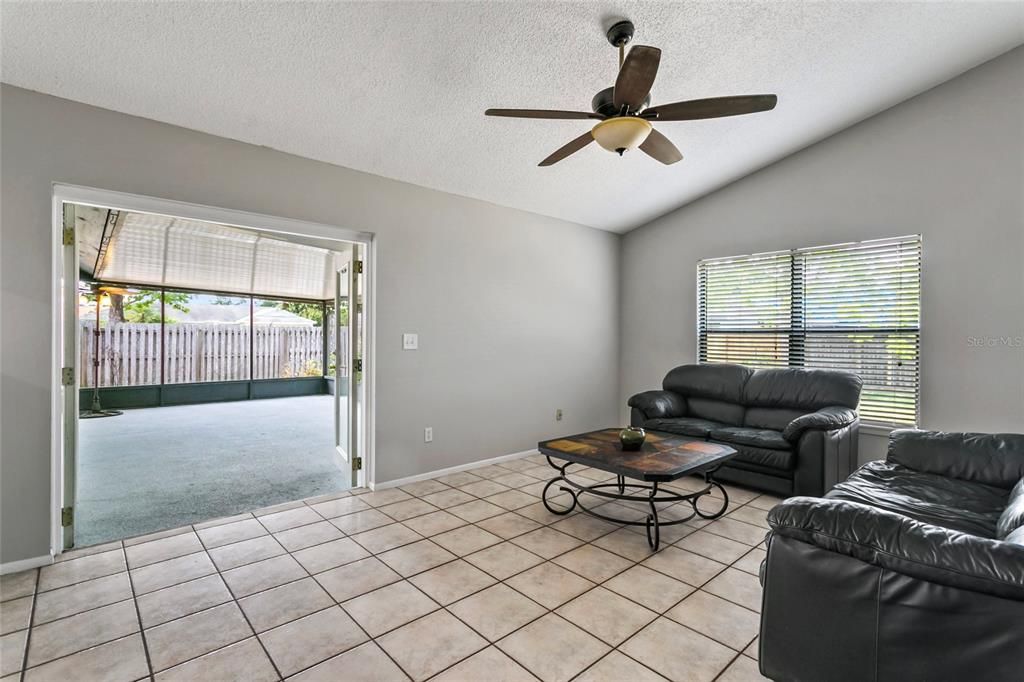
[0,85,621,564]
[620,46,1024,463]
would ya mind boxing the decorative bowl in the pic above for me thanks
[619,426,646,451]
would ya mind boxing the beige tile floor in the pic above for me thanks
[0,453,782,682]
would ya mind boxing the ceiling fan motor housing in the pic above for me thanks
[591,86,650,117]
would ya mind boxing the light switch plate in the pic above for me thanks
[403,333,418,350]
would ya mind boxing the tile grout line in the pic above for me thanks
[246,511,414,681]
[189,519,287,682]
[16,567,40,681]
[20,550,152,678]
[569,646,670,682]
[119,541,157,681]
[711,650,748,682]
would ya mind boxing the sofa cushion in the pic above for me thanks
[744,406,807,431]
[663,363,752,403]
[996,478,1024,540]
[827,461,1008,538]
[642,417,723,438]
[744,367,862,411]
[719,443,796,471]
[710,426,790,451]
[887,430,1024,490]
[687,398,745,425]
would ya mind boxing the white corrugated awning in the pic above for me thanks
[77,208,350,300]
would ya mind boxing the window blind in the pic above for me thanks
[697,235,922,427]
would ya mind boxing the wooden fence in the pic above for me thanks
[80,322,345,387]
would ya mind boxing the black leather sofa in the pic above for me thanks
[628,363,862,497]
[761,430,1024,681]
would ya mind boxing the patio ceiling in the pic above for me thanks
[75,205,350,300]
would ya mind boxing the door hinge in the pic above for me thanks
[61,367,75,386]
[353,260,364,274]
[354,358,363,372]
[61,507,74,527]
[354,456,363,471]
[62,226,75,246]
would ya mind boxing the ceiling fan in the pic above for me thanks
[485,20,777,166]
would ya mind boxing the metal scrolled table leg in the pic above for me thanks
[645,481,661,550]
[542,456,577,515]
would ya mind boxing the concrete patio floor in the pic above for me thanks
[77,395,349,547]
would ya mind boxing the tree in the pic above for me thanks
[100,291,190,323]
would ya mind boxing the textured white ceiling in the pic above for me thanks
[3,2,1022,232]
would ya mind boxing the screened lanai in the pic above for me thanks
[73,204,358,547]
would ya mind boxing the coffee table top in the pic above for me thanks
[538,428,737,482]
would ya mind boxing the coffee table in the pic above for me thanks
[537,428,737,550]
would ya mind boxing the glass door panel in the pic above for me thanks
[333,245,363,488]
[334,262,352,478]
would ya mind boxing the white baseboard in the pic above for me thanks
[371,448,540,491]
[1,554,53,575]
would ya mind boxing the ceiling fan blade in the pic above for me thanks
[639,128,683,165]
[643,94,778,121]
[486,108,603,120]
[613,45,661,112]
[539,131,595,166]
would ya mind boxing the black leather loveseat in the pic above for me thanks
[761,430,1024,681]
[628,363,862,497]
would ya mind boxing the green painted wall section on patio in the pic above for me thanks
[79,376,345,411]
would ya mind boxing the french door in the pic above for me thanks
[334,244,364,487]
[60,203,79,548]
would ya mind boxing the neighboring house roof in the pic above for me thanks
[169,304,248,324]
[252,307,316,327]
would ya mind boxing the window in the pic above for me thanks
[698,235,922,427]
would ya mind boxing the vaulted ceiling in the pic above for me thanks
[2,2,1021,232]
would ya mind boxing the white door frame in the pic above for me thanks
[50,183,378,556]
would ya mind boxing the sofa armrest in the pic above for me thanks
[768,497,1024,600]
[627,390,686,420]
[782,406,858,442]
[886,429,1024,489]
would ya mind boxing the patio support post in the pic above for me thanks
[248,295,255,399]
[159,288,166,405]
[321,300,328,393]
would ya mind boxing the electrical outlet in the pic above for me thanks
[424,426,433,443]
[556,409,563,421]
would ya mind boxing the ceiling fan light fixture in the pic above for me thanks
[591,116,652,155]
